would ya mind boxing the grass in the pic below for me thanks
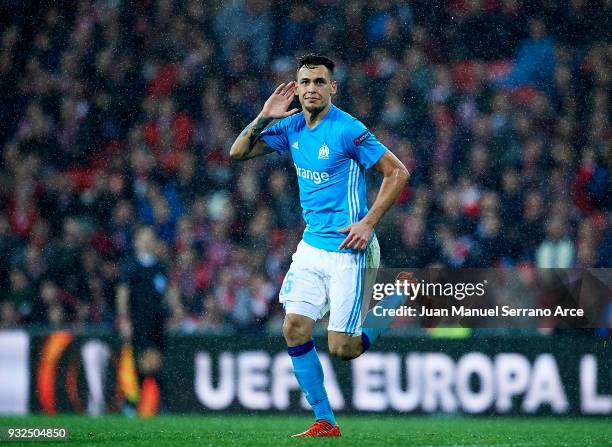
[0,414,610,446]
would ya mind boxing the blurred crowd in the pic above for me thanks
[0,0,610,333]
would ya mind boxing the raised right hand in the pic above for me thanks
[261,82,299,119]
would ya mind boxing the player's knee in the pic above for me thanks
[283,316,311,345]
[138,349,162,373]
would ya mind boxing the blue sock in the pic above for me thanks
[361,332,371,352]
[361,327,379,353]
[288,339,336,425]
[361,291,406,352]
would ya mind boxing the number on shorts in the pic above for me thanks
[282,272,294,294]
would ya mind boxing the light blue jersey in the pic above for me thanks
[261,104,387,252]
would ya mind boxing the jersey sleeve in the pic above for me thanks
[260,117,291,155]
[344,119,387,168]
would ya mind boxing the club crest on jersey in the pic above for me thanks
[292,141,299,150]
[318,143,330,160]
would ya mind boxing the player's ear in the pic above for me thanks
[330,80,337,95]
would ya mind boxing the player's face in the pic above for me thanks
[296,65,337,113]
[135,228,156,255]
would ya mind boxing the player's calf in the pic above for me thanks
[328,331,363,360]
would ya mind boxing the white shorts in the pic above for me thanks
[279,236,380,336]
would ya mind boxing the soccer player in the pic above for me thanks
[230,54,409,437]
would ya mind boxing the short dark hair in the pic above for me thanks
[297,54,335,79]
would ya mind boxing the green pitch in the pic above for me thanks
[0,415,610,446]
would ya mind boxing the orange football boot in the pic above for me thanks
[291,420,341,437]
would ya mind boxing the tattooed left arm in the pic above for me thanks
[229,114,278,161]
